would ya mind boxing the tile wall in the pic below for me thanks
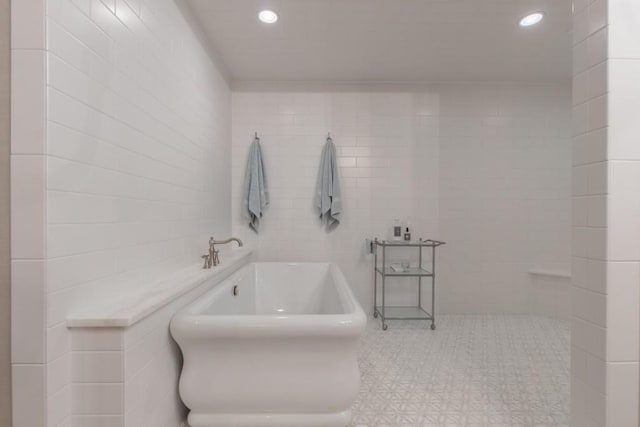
[570,0,610,424]
[0,0,11,424]
[10,0,232,425]
[437,85,571,314]
[607,1,640,423]
[68,266,243,427]
[571,0,640,425]
[231,83,572,315]
[231,86,438,310]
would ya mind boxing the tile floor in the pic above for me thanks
[351,315,570,427]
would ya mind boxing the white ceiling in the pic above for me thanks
[185,0,572,83]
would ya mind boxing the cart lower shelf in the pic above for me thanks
[373,306,436,330]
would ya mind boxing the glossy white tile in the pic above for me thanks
[10,50,46,154]
[10,155,46,259]
[12,364,46,427]
[11,260,45,363]
[72,352,123,383]
[608,59,640,160]
[10,0,45,49]
[606,362,640,426]
[72,383,124,415]
[606,262,640,361]
[608,0,640,59]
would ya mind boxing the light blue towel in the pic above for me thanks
[243,137,269,232]
[315,137,342,231]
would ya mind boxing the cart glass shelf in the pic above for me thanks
[376,267,432,277]
[374,239,445,248]
[374,306,433,320]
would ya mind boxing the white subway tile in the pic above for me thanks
[608,0,640,59]
[573,40,590,76]
[606,262,640,361]
[48,385,71,426]
[573,128,607,166]
[11,155,46,259]
[48,352,71,397]
[73,415,124,427]
[586,353,606,392]
[570,375,588,426]
[606,362,640,426]
[12,364,46,427]
[587,27,608,67]
[572,318,590,352]
[607,162,640,261]
[72,383,124,415]
[588,0,607,35]
[11,0,45,49]
[588,61,607,100]
[586,195,607,227]
[11,260,45,363]
[47,251,118,293]
[571,346,588,382]
[11,50,46,154]
[585,385,606,427]
[48,0,113,62]
[608,59,640,160]
[337,157,356,167]
[586,161,607,195]
[572,165,590,196]
[573,7,590,45]
[572,71,590,106]
[72,351,123,383]
[572,257,588,289]
[574,0,589,13]
[72,328,123,351]
[586,259,607,294]
[71,0,91,15]
[48,322,72,362]
[586,321,607,361]
[100,0,116,14]
[587,95,607,131]
[572,102,590,136]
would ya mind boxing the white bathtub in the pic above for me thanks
[170,262,366,427]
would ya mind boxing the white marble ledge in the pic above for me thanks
[67,249,253,328]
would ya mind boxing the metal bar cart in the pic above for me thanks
[372,238,445,330]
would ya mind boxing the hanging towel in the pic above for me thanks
[243,137,269,233]
[314,137,342,231]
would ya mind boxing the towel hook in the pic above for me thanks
[254,131,259,140]
[327,132,331,140]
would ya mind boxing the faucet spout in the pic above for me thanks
[205,237,243,268]
[212,237,243,247]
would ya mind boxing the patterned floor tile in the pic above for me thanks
[350,315,569,427]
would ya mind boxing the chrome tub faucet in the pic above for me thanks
[202,237,243,269]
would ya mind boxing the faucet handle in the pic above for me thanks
[201,254,210,269]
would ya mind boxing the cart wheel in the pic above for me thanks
[373,311,378,318]
[430,323,436,330]
[382,324,388,331]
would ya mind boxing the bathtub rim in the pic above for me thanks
[170,261,366,339]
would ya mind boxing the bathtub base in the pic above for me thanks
[188,410,351,427]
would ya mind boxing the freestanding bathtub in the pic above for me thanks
[170,262,366,427]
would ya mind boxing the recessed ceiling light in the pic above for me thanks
[258,9,279,24]
[519,12,545,27]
